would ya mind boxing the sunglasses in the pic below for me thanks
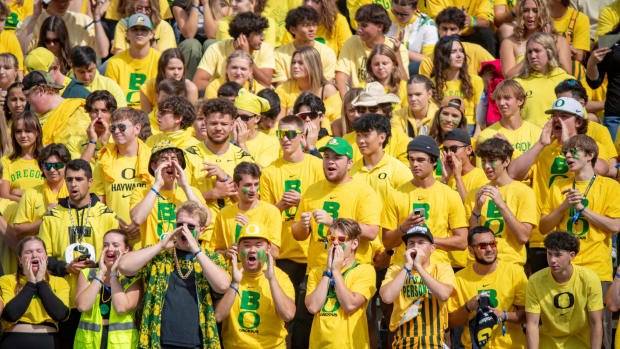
[442,145,467,153]
[293,111,321,120]
[110,123,127,133]
[327,235,348,244]
[45,38,61,45]
[392,9,410,17]
[43,162,65,171]
[276,129,302,139]
[561,147,581,156]
[355,106,380,114]
[236,113,257,122]
[473,241,497,250]
[176,222,197,232]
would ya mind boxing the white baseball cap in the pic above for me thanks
[544,97,584,118]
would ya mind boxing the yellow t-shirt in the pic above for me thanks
[343,128,410,165]
[112,19,177,53]
[105,48,161,108]
[514,67,574,128]
[420,42,494,77]
[197,39,275,80]
[0,30,23,71]
[259,155,324,263]
[420,0,493,22]
[464,181,538,266]
[275,80,343,124]
[0,274,70,329]
[350,154,413,202]
[335,35,409,89]
[382,262,455,344]
[525,265,603,348]
[437,75,484,126]
[273,41,337,83]
[104,0,172,21]
[587,121,618,161]
[381,180,468,266]
[83,71,127,108]
[295,178,382,272]
[0,156,42,191]
[476,120,542,165]
[13,182,68,224]
[448,261,528,349]
[246,132,280,168]
[129,185,206,247]
[391,102,439,137]
[552,8,591,52]
[211,201,282,250]
[541,176,620,282]
[307,263,376,349]
[5,0,33,31]
[221,267,295,349]
[16,10,94,53]
[280,14,352,56]
[205,76,266,99]
[216,15,281,48]
[37,99,91,158]
[92,155,151,224]
[596,1,620,40]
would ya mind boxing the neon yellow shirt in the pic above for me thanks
[280,13,352,55]
[13,182,68,224]
[105,48,161,108]
[273,41,337,83]
[211,201,282,250]
[343,128,410,165]
[82,71,127,107]
[552,8,591,52]
[437,75,484,126]
[113,19,177,53]
[275,80,343,124]
[420,42,494,77]
[1,156,43,191]
[0,30,23,71]
[476,120,541,165]
[197,39,275,80]
[392,102,439,137]
[246,132,280,168]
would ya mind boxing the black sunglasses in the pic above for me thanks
[355,105,380,114]
[236,114,257,122]
[110,123,127,133]
[442,145,467,153]
[43,162,65,171]
[176,222,197,231]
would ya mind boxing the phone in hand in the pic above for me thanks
[414,208,425,218]
[77,254,90,262]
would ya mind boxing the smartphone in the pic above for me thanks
[77,254,90,262]
[414,208,425,217]
[599,33,620,49]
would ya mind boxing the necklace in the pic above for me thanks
[99,283,111,316]
[173,248,194,280]
[68,198,92,245]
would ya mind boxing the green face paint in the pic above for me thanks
[191,230,199,239]
[240,250,248,260]
[341,243,346,250]
[452,119,460,127]
[242,187,248,194]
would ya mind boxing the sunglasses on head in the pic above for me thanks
[293,111,321,120]
[473,241,496,250]
[176,222,197,232]
[327,235,348,244]
[561,147,581,156]
[43,162,64,171]
[442,145,466,153]
[276,129,302,139]
[236,113,257,122]
[110,123,127,133]
[355,105,380,114]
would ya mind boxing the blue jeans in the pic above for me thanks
[603,115,620,142]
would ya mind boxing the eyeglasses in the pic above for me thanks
[442,145,467,153]
[327,235,348,244]
[236,113,257,122]
[473,241,497,250]
[561,147,581,156]
[43,162,64,171]
[276,129,302,139]
[176,222,197,232]
[293,111,321,120]
[355,105,380,114]
[134,5,152,13]
[110,123,127,133]
[391,9,411,17]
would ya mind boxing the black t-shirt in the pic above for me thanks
[160,250,202,347]
[587,36,620,116]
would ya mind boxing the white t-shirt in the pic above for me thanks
[386,12,438,54]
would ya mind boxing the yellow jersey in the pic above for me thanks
[350,153,413,202]
[476,120,542,163]
[295,178,382,273]
[13,182,68,225]
[112,19,177,53]
[437,75,484,126]
[343,128,410,165]
[552,8,591,52]
[197,39,275,81]
[5,0,33,31]
[105,48,161,107]
[420,42,494,77]
[542,175,620,282]
[307,263,376,349]
[525,265,603,348]
[275,80,343,124]
[81,71,127,107]
[280,13,352,55]
[1,156,43,191]
[464,181,538,266]
[245,132,280,168]
[391,102,439,137]
[273,41,337,83]
[259,155,324,263]
[448,261,528,349]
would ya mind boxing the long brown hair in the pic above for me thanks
[9,111,43,161]
[315,0,339,34]
[15,236,50,294]
[37,16,71,74]
[428,105,468,143]
[366,44,401,95]
[430,36,473,101]
[156,48,186,87]
[290,46,329,93]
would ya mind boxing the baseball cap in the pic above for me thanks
[544,97,584,118]
[407,135,440,158]
[128,13,153,30]
[148,139,186,176]
[401,225,434,244]
[444,128,471,145]
[318,137,353,159]
[440,96,466,117]
[237,223,272,244]
[22,70,64,91]
[24,47,55,73]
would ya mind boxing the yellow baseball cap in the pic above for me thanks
[237,223,271,244]
[25,47,55,73]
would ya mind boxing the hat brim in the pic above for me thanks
[545,108,583,117]
[23,81,64,91]
[148,147,186,176]
[401,232,434,244]
[352,94,402,107]
[318,145,352,159]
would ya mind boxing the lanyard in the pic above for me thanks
[570,174,596,223]
[68,200,91,243]
[328,261,359,287]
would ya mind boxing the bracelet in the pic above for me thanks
[110,272,120,278]
[503,311,507,321]
[84,19,101,30]
[323,270,335,286]
[403,266,415,281]
[88,141,97,145]
[398,225,405,234]
[230,284,240,296]
[150,187,165,199]
[472,211,481,220]
[217,174,230,182]
[464,302,471,312]
[191,249,202,261]
[471,15,477,27]
[615,272,620,279]
[94,277,111,293]
[509,9,516,18]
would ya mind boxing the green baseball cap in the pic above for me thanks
[319,137,353,159]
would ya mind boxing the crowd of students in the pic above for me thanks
[0,0,619,348]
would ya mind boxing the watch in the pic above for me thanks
[110,272,120,278]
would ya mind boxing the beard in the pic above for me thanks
[207,133,229,145]
[474,253,497,266]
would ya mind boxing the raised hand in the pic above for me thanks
[98,247,109,275]
[230,251,243,284]
[24,257,36,283]
[36,256,47,282]
[263,250,275,281]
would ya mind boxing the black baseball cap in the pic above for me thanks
[402,225,434,244]
[444,129,471,145]
[22,70,63,91]
[407,135,440,158]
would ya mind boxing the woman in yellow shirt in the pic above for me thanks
[297,0,352,55]
[205,50,266,99]
[139,48,198,113]
[0,111,43,202]
[392,74,437,138]
[331,88,363,137]
[499,0,571,79]
[430,36,483,136]
[275,46,342,125]
[35,16,71,74]
[429,95,469,144]
[4,81,25,126]
[364,44,407,109]
[0,236,70,348]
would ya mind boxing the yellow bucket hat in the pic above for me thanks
[234,88,271,115]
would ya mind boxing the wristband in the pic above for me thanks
[230,284,240,296]
[503,311,507,321]
[191,249,202,261]
[464,301,471,312]
[151,187,165,199]
[110,272,120,278]
[94,277,111,293]
[84,19,100,30]
[217,174,230,182]
[615,272,620,279]
[88,141,98,145]
[509,9,516,18]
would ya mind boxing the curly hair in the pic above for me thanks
[293,91,326,114]
[475,138,514,162]
[85,90,118,114]
[228,12,269,39]
[366,44,401,95]
[199,98,237,120]
[431,36,473,101]
[352,113,392,148]
[285,6,319,34]
[435,7,466,29]
[158,96,196,129]
[544,230,579,254]
[513,0,557,42]
[355,4,391,34]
